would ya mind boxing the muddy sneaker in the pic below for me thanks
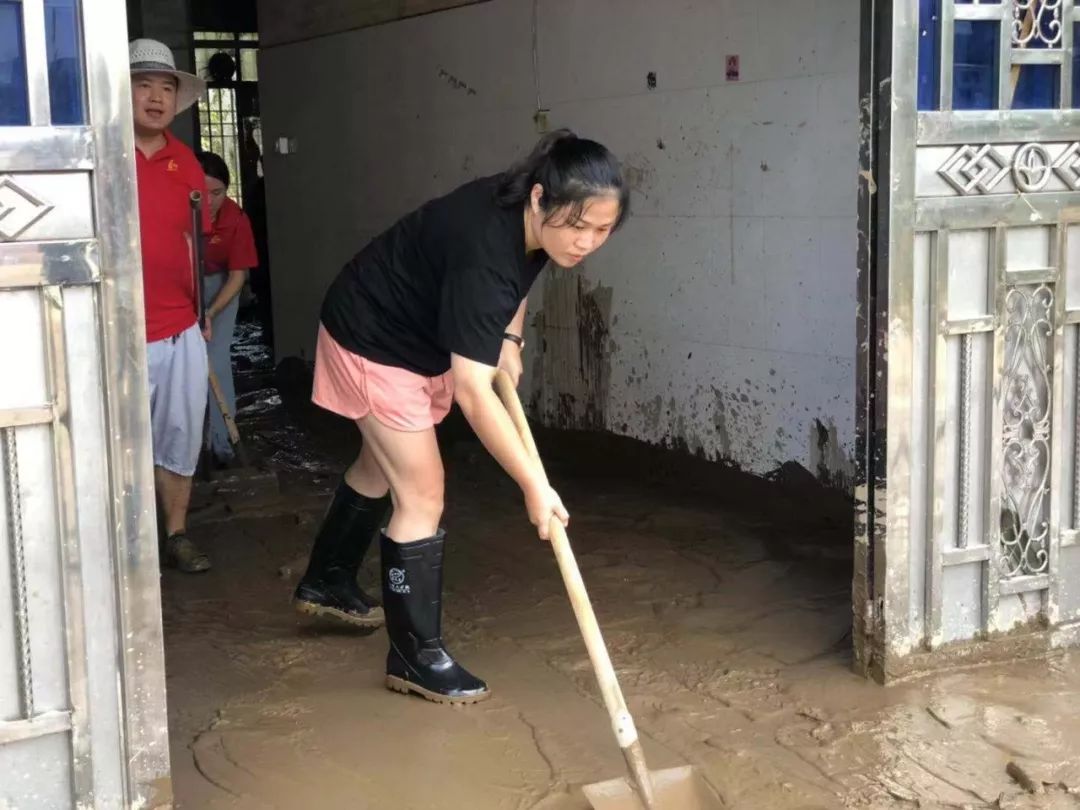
[293,568,385,629]
[165,533,212,573]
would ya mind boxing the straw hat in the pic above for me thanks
[129,38,205,113]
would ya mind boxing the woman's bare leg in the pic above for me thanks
[354,416,444,543]
[344,439,390,498]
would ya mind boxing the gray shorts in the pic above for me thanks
[147,322,208,476]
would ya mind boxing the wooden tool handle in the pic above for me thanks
[495,372,658,807]
[208,368,241,446]
[208,368,250,467]
[493,372,640,750]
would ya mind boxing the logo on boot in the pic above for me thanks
[388,567,410,594]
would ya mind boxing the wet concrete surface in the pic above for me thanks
[166,326,1080,810]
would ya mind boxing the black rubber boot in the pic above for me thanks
[293,481,390,629]
[381,531,490,704]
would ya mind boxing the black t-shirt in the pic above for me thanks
[321,176,549,377]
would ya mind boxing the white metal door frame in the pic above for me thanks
[0,0,170,805]
[857,0,1080,681]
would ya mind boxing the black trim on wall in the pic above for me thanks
[855,0,893,677]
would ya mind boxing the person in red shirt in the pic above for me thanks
[196,151,259,466]
[130,39,213,573]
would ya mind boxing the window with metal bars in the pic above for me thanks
[193,30,260,207]
[918,0,1078,110]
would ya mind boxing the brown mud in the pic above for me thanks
[166,330,1080,809]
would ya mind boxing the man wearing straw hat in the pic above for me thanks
[130,39,214,573]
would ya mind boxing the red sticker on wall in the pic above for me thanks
[726,55,740,81]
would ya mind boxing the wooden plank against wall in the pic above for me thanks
[257,0,488,47]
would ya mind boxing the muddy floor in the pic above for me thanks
[164,324,1080,810]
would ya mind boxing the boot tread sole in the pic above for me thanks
[169,560,211,573]
[294,598,385,628]
[385,675,491,705]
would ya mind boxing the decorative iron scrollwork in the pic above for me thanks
[0,176,54,241]
[1051,143,1080,190]
[1013,0,1064,49]
[999,284,1053,578]
[938,145,1011,195]
[938,142,1080,194]
[1013,144,1054,193]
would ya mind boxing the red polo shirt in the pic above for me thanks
[206,197,258,274]
[135,132,211,342]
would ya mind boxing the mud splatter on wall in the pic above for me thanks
[810,418,856,491]
[529,269,613,431]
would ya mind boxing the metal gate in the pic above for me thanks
[0,1,171,807]
[857,0,1080,680]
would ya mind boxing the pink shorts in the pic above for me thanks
[312,325,454,431]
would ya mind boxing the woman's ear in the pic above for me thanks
[530,183,544,215]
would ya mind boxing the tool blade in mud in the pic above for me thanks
[582,766,723,810]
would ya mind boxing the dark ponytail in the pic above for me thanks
[496,129,630,230]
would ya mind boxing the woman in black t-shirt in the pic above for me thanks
[293,130,629,704]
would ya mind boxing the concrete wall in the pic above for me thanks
[259,0,859,486]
